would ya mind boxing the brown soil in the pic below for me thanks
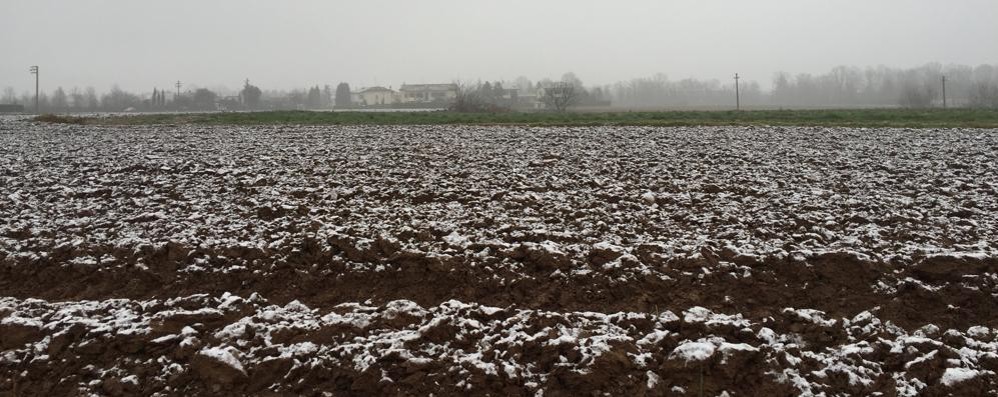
[2,123,998,396]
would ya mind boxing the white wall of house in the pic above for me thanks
[399,85,457,103]
[352,89,398,106]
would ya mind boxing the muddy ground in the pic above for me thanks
[2,121,997,396]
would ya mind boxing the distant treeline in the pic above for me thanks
[609,63,998,109]
[769,63,998,109]
[0,81,333,113]
[4,63,998,112]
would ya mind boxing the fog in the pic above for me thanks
[2,0,997,108]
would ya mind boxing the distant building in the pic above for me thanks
[351,87,398,106]
[515,94,543,110]
[399,84,458,104]
[343,83,461,108]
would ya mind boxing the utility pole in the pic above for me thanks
[176,81,182,98]
[941,75,947,109]
[734,73,740,111]
[29,66,39,114]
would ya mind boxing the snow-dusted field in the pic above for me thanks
[2,120,997,396]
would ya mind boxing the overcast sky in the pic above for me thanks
[2,0,996,94]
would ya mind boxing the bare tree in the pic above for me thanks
[969,82,998,109]
[541,82,579,112]
[50,87,68,113]
[192,88,218,111]
[2,87,16,104]
[240,80,262,109]
[69,87,85,112]
[898,83,935,108]
[101,85,142,111]
[84,87,99,111]
[513,76,533,95]
[450,82,491,112]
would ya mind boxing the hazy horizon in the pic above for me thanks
[3,0,997,94]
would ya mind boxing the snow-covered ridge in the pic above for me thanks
[2,294,997,395]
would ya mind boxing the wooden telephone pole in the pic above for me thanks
[941,75,947,109]
[734,73,740,110]
[29,66,39,114]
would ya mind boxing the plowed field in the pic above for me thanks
[2,121,997,396]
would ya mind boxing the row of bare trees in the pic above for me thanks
[0,81,339,113]
[2,86,101,113]
[771,63,998,108]
[610,74,762,109]
[502,63,998,110]
[452,73,610,112]
[607,64,998,109]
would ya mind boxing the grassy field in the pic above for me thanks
[44,108,998,128]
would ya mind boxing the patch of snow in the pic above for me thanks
[940,367,981,386]
[672,340,716,363]
[198,346,246,375]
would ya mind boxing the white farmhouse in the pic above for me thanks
[351,87,398,106]
[399,84,458,104]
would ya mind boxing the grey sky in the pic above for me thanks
[2,0,996,94]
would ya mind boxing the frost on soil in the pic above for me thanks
[2,121,998,395]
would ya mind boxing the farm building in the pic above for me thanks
[351,87,398,106]
[399,84,458,104]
